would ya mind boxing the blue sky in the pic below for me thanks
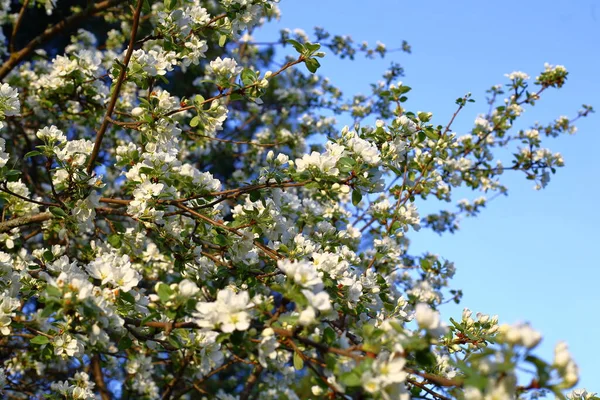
[255,0,600,389]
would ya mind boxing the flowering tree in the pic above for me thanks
[0,0,595,399]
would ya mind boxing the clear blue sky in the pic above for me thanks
[256,0,600,389]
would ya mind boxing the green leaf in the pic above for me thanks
[352,190,362,207]
[304,42,321,55]
[194,94,205,105]
[414,348,436,367]
[142,0,151,13]
[214,234,227,246]
[4,169,21,181]
[229,93,244,102]
[293,351,304,370]
[340,371,362,387]
[49,207,67,218]
[418,112,432,123]
[30,335,50,345]
[241,68,256,86]
[304,57,321,73]
[167,336,182,349]
[551,387,567,400]
[218,34,227,47]
[189,116,200,128]
[323,327,336,344]
[337,157,356,173]
[45,285,62,298]
[164,0,177,10]
[41,304,56,318]
[249,190,261,202]
[156,283,174,303]
[24,150,42,158]
[120,291,136,304]
[230,330,244,345]
[107,234,122,249]
[424,129,440,141]
[397,85,412,95]
[117,335,132,350]
[286,39,304,54]
[42,250,54,262]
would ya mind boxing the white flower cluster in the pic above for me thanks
[195,288,252,332]
[50,372,95,400]
[0,291,19,335]
[345,133,381,166]
[0,138,9,167]
[294,142,345,178]
[498,322,542,349]
[0,0,590,397]
[53,333,84,358]
[130,48,178,77]
[86,251,141,292]
[128,181,165,221]
[415,303,448,337]
[126,355,159,398]
[0,83,20,129]
[554,341,579,388]
[36,125,66,143]
[207,57,243,80]
[362,354,409,397]
[505,71,530,80]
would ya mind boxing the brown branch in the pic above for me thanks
[0,212,52,233]
[98,180,311,207]
[0,0,123,81]
[407,377,452,400]
[135,13,226,46]
[0,183,59,207]
[0,205,131,233]
[100,197,131,206]
[271,327,364,360]
[91,354,112,400]
[187,131,277,148]
[121,315,464,394]
[123,317,199,331]
[239,364,263,400]
[175,203,281,260]
[405,368,462,388]
[87,0,144,174]
[161,351,192,400]
[164,55,305,118]
[10,0,30,54]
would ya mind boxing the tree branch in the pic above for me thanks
[91,354,112,400]
[239,364,263,400]
[10,0,30,54]
[0,0,123,81]
[87,0,144,174]
[0,212,52,233]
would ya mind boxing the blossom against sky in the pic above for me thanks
[256,0,600,388]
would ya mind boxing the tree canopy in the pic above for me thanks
[0,0,595,399]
